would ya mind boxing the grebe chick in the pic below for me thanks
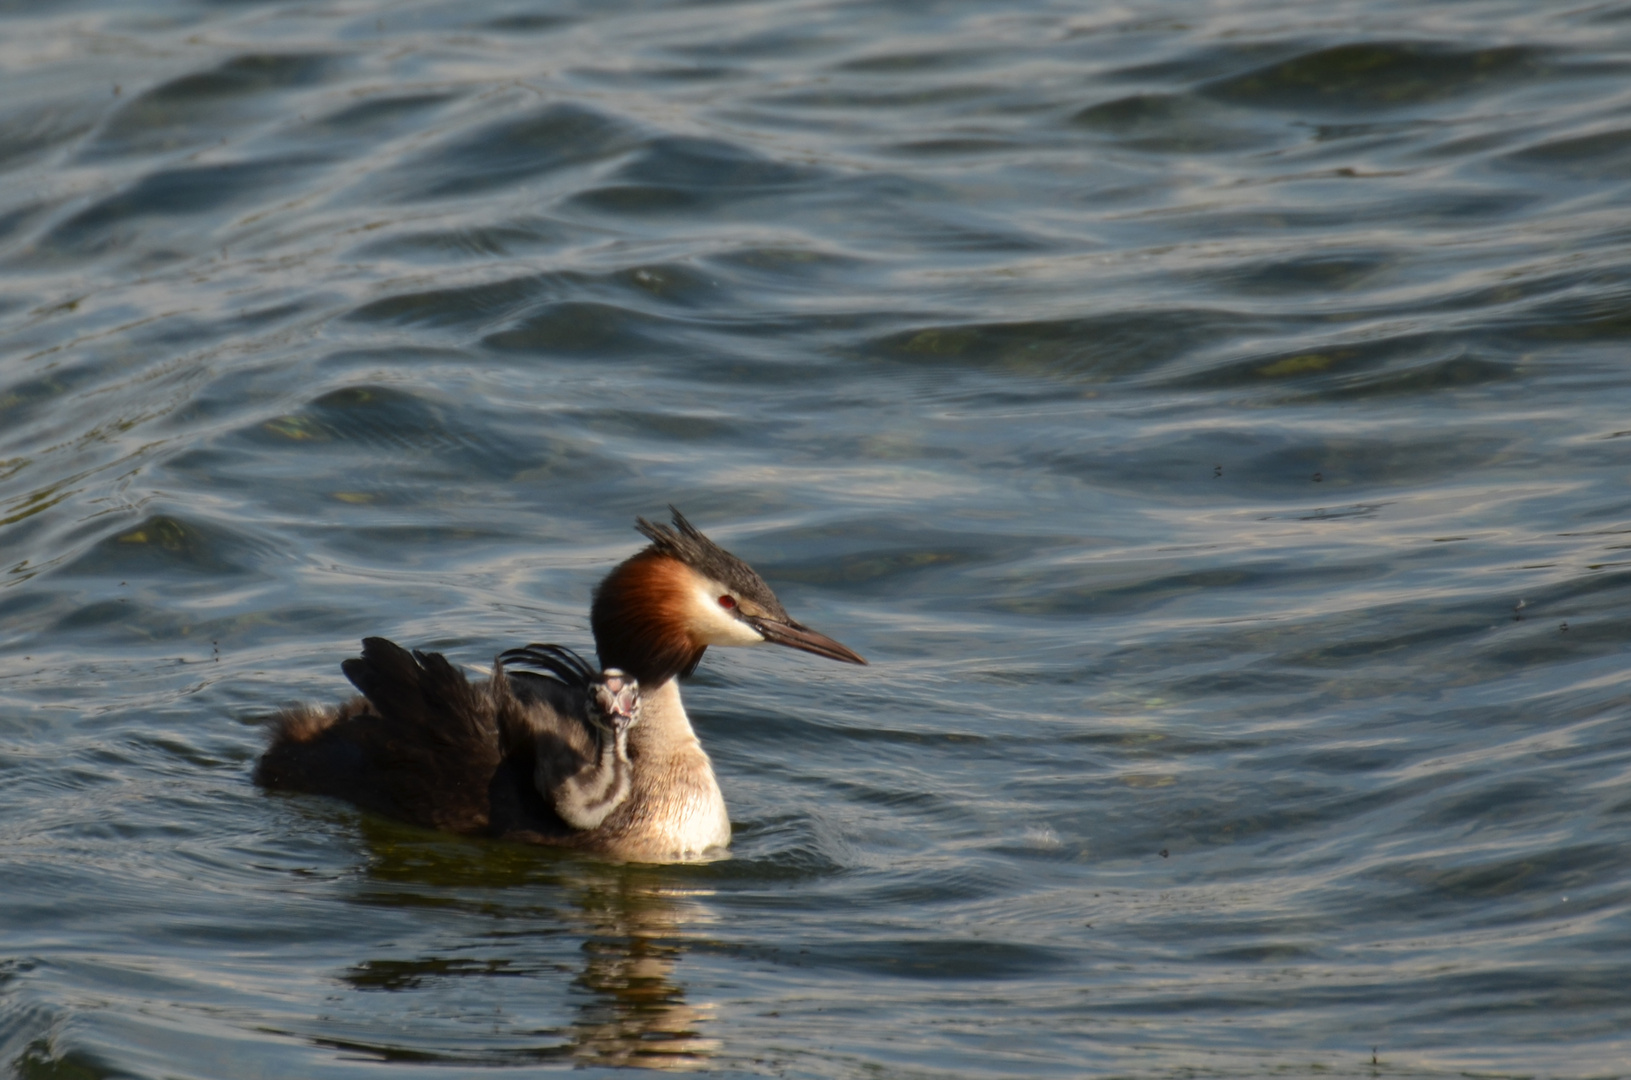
[254,507,866,862]
[539,666,640,830]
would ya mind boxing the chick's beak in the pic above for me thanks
[746,615,867,665]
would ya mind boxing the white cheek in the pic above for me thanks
[687,582,766,646]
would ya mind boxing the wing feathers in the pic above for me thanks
[260,637,608,845]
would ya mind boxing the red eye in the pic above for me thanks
[718,595,736,610]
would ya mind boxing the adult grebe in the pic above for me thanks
[254,508,866,862]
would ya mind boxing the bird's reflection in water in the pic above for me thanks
[325,818,721,1070]
[571,870,721,1069]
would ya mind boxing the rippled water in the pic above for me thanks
[5,0,1631,1076]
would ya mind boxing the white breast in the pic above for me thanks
[629,680,732,860]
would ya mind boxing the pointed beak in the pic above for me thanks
[746,616,867,665]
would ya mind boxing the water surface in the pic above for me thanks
[4,0,1631,1076]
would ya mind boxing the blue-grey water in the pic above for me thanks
[4,0,1631,1076]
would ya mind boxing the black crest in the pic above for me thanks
[634,506,789,618]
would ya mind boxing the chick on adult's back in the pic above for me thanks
[254,508,866,862]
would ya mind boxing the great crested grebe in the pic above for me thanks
[254,508,866,862]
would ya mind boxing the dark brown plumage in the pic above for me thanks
[256,638,604,845]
